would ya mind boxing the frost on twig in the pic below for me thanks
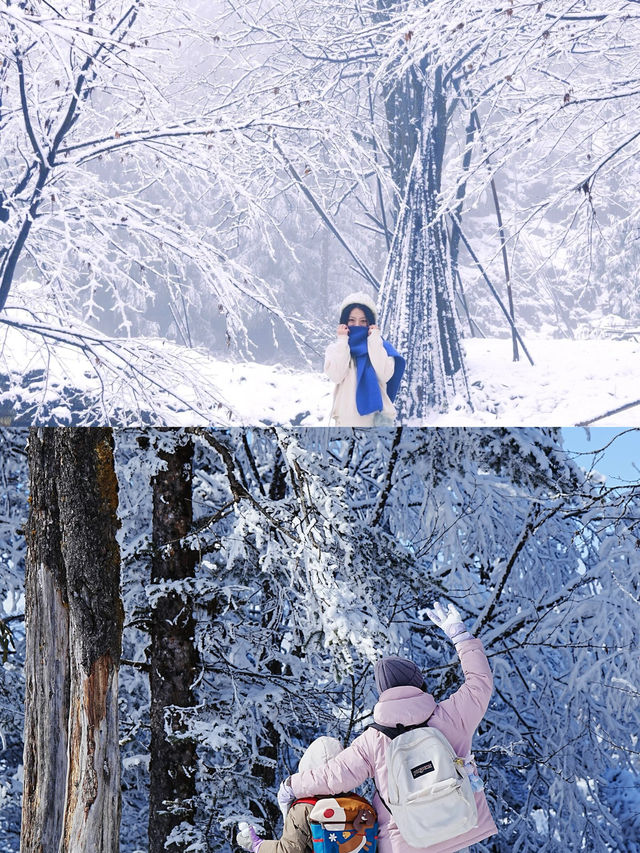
[0,288,238,425]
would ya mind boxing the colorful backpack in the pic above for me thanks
[296,794,378,853]
[369,721,478,847]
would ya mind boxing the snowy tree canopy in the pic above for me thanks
[2,1,640,420]
[2,426,639,851]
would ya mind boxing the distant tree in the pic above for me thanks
[149,433,199,853]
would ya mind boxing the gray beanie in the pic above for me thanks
[374,656,425,693]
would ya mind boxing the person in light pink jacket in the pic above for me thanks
[278,602,498,853]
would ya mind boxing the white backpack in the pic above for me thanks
[371,722,478,848]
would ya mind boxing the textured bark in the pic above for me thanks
[149,438,198,853]
[379,68,467,418]
[375,0,427,215]
[21,428,123,853]
[22,429,70,853]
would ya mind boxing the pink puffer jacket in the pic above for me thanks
[289,639,498,853]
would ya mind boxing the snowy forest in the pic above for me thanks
[2,2,640,424]
[0,426,639,852]
[2,4,640,851]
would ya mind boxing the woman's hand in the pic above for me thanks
[337,324,349,336]
[425,600,472,644]
[367,324,379,336]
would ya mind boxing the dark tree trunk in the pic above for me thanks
[382,64,427,207]
[245,445,288,836]
[21,428,123,853]
[149,436,199,853]
[375,0,427,219]
[379,68,467,418]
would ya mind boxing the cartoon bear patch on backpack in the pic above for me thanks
[307,794,378,853]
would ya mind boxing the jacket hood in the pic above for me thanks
[339,291,378,324]
[372,685,437,728]
[298,736,344,772]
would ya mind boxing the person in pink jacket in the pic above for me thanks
[278,601,498,853]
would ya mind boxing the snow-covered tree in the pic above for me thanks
[0,2,310,419]
[377,0,640,341]
[3,426,640,851]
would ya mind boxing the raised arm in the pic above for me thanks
[324,336,351,384]
[366,329,395,383]
[425,601,493,738]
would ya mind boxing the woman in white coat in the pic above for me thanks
[325,292,405,427]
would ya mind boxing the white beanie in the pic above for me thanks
[338,291,378,324]
[297,736,344,772]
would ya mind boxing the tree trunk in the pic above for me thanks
[375,0,427,218]
[149,436,199,853]
[21,429,70,853]
[21,427,123,853]
[379,67,467,418]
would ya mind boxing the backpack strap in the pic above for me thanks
[291,797,319,808]
[368,719,431,740]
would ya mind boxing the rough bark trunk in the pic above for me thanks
[149,437,198,853]
[21,428,123,853]
[379,68,468,417]
[22,429,70,853]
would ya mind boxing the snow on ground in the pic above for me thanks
[215,337,640,427]
[4,310,640,426]
[431,337,640,427]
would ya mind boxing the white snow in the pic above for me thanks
[433,337,640,427]
[202,336,640,427]
[4,307,640,426]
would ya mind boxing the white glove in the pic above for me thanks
[426,600,472,643]
[236,823,252,851]
[277,779,295,820]
[236,823,263,852]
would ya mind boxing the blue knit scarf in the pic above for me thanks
[348,326,406,415]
